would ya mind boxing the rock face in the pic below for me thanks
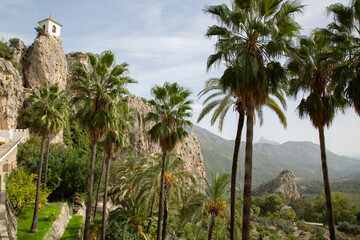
[10,38,26,65]
[24,35,67,89]
[127,95,206,183]
[252,170,300,199]
[0,59,24,129]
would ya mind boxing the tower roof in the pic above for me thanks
[38,15,63,27]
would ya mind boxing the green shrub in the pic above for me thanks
[308,225,325,235]
[45,208,60,222]
[5,167,50,215]
[309,232,326,240]
[254,217,272,227]
[337,222,360,235]
[34,27,47,36]
[272,218,294,233]
[0,39,12,60]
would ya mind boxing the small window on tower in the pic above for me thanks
[52,25,56,33]
[42,25,45,30]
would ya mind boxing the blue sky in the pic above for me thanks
[1,0,360,157]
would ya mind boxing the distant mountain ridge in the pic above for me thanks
[193,125,360,189]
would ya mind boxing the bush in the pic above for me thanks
[0,39,12,60]
[272,218,295,234]
[337,222,360,235]
[34,27,47,36]
[254,217,272,227]
[5,167,50,215]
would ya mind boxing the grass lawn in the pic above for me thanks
[59,216,82,240]
[17,203,61,240]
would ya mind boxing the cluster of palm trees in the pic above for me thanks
[25,51,135,239]
[198,0,360,240]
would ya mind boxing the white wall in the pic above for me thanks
[38,20,61,37]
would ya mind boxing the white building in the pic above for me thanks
[38,16,62,37]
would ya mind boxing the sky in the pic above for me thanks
[1,0,359,157]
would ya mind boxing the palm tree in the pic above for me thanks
[71,50,134,240]
[144,82,193,240]
[93,153,106,221]
[101,129,129,239]
[325,1,360,115]
[287,32,347,240]
[24,82,69,233]
[203,1,301,238]
[160,155,196,240]
[197,76,287,239]
[204,172,230,240]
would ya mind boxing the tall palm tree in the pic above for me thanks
[25,82,69,233]
[71,50,134,240]
[197,76,286,239]
[287,32,347,240]
[145,82,193,240]
[203,1,302,238]
[325,1,360,115]
[101,129,129,240]
[160,155,196,240]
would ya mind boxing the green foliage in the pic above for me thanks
[17,204,60,240]
[289,197,314,221]
[5,167,50,215]
[59,216,82,240]
[0,38,12,60]
[253,193,284,217]
[256,225,282,240]
[16,135,102,199]
[314,192,358,223]
[337,222,360,235]
[271,218,294,234]
[34,27,47,36]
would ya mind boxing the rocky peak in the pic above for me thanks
[24,35,67,89]
[10,38,26,65]
[253,170,300,199]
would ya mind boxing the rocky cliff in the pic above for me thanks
[252,170,300,199]
[24,35,67,89]
[127,95,206,182]
[0,58,24,129]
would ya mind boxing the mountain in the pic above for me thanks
[253,170,300,199]
[256,137,280,145]
[193,125,360,189]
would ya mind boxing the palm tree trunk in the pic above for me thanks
[230,110,244,240]
[161,194,168,240]
[43,137,51,191]
[83,140,97,240]
[318,126,336,240]
[94,154,106,221]
[156,151,167,240]
[147,193,156,233]
[101,155,111,240]
[30,136,46,233]
[242,106,254,240]
[207,214,216,240]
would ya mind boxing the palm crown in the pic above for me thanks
[145,82,193,152]
[25,82,69,137]
[71,50,135,142]
[205,0,303,108]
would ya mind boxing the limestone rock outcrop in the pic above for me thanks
[66,52,90,80]
[252,170,300,199]
[127,95,206,183]
[0,59,24,129]
[10,38,26,65]
[24,35,67,89]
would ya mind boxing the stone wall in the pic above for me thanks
[42,203,70,240]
